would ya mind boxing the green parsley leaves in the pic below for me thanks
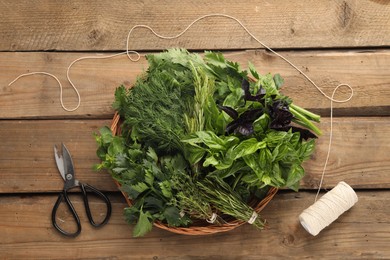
[94,49,320,236]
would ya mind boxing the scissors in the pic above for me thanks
[52,143,112,237]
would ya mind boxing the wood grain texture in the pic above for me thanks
[0,0,389,51]
[1,50,389,119]
[0,119,117,193]
[1,117,389,193]
[0,191,388,259]
[0,0,389,258]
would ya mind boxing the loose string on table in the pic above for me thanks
[8,13,354,201]
[8,71,81,112]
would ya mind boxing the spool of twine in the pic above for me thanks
[299,181,358,236]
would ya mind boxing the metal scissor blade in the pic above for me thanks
[54,144,66,181]
[61,143,77,188]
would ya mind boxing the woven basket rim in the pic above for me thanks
[110,111,278,235]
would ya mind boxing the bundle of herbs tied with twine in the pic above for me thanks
[94,49,320,237]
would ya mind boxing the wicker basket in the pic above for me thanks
[110,111,278,235]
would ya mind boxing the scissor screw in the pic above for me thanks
[66,174,73,180]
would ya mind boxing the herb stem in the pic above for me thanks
[290,103,320,122]
[290,106,322,136]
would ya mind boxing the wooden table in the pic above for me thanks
[1,1,389,259]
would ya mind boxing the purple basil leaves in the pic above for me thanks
[269,100,293,129]
[224,108,264,136]
[220,78,317,140]
[268,100,317,140]
[242,78,266,103]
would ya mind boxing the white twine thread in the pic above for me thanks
[299,181,358,236]
[247,211,259,225]
[8,71,81,112]
[314,83,349,201]
[206,212,218,224]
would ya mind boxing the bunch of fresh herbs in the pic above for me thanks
[95,48,320,237]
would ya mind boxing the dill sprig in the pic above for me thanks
[113,50,199,154]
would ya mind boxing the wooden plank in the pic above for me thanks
[0,52,142,119]
[0,117,389,193]
[303,116,390,189]
[0,119,118,193]
[0,0,389,51]
[0,191,388,259]
[1,50,389,119]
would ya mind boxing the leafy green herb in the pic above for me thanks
[94,48,320,236]
[198,176,265,229]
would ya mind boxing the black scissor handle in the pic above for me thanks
[79,183,112,227]
[51,190,81,237]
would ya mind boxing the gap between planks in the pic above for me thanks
[0,117,389,193]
